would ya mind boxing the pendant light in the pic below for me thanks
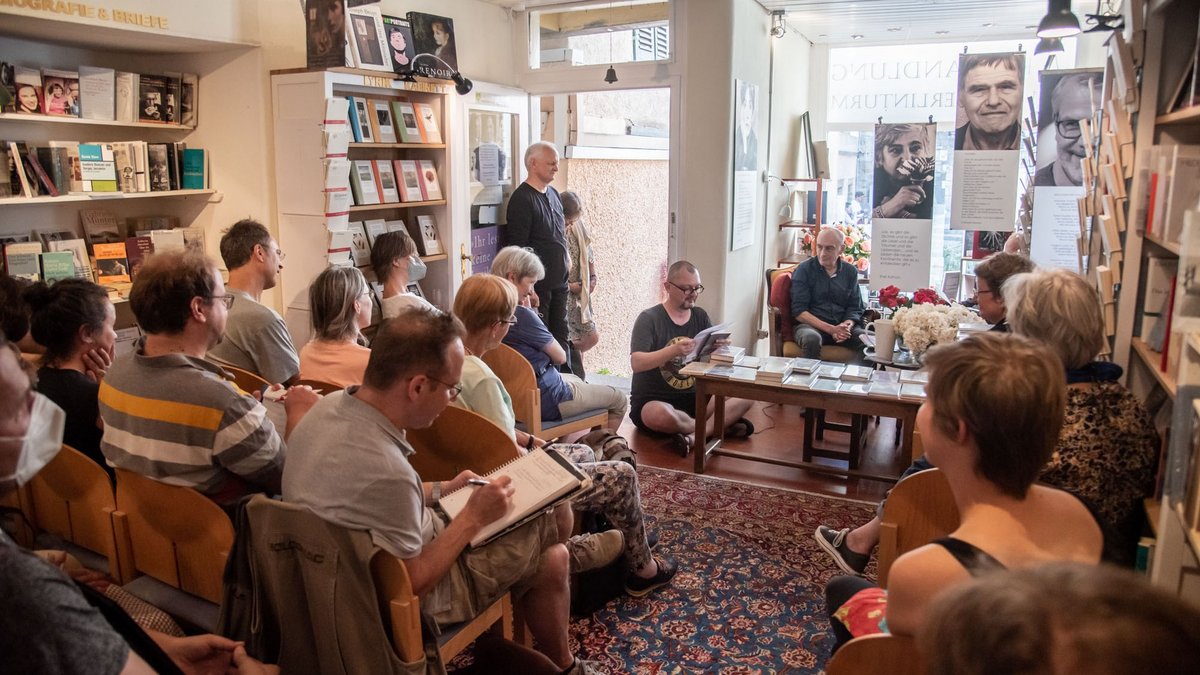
[604,2,618,84]
[1034,37,1064,54]
[1037,0,1081,38]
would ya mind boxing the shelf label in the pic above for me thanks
[362,75,392,89]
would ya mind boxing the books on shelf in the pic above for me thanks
[79,208,121,249]
[414,102,442,143]
[395,159,422,201]
[374,159,400,203]
[3,241,42,281]
[350,160,380,205]
[78,66,115,121]
[370,99,398,144]
[416,215,442,256]
[93,241,130,284]
[710,345,746,364]
[181,148,207,190]
[347,97,373,143]
[46,238,92,281]
[78,143,118,192]
[417,159,443,200]
[350,221,371,266]
[125,236,153,278]
[40,250,75,282]
[40,69,78,117]
[327,228,354,266]
[392,101,423,143]
[364,219,388,246]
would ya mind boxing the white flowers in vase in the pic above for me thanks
[892,302,979,354]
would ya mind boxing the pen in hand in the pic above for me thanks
[467,478,490,486]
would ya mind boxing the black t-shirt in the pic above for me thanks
[36,367,109,477]
[630,304,712,403]
[503,182,569,290]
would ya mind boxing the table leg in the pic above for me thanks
[693,385,712,473]
[900,410,917,465]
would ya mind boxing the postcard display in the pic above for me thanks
[869,122,937,290]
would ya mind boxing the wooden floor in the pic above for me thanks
[616,400,909,504]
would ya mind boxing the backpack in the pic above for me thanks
[578,429,636,468]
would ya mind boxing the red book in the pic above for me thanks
[26,148,58,196]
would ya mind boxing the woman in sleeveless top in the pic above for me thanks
[824,333,1102,651]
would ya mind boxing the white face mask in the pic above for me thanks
[408,255,427,283]
[0,394,65,491]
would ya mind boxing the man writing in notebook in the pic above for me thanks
[282,310,597,675]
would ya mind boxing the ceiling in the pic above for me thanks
[479,0,1069,46]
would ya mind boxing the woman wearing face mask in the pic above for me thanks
[298,266,372,389]
[24,279,116,476]
[370,230,436,320]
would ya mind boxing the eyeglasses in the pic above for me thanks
[209,294,236,309]
[668,282,705,296]
[1055,119,1083,140]
[427,375,463,400]
[276,249,287,261]
[497,315,519,326]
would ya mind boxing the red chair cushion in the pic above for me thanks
[769,269,794,343]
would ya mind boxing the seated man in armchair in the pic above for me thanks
[790,228,866,361]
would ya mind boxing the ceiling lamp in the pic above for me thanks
[770,10,787,38]
[1037,0,1081,38]
[1034,37,1064,54]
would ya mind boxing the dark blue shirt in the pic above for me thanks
[503,183,569,290]
[789,257,864,328]
[502,305,573,420]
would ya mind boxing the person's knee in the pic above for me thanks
[795,327,822,356]
[641,402,687,432]
[541,543,569,584]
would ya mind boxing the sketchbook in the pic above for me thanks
[437,447,592,547]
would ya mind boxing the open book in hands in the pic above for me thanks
[684,322,732,363]
[436,447,592,548]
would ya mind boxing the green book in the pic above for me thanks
[181,148,206,189]
[40,251,75,281]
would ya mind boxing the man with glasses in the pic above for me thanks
[972,252,1035,331]
[791,228,867,361]
[98,251,319,508]
[1035,73,1101,187]
[283,309,597,674]
[629,261,755,455]
[208,218,301,386]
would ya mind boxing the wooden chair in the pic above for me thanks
[112,469,234,630]
[480,343,607,440]
[371,546,513,663]
[0,483,36,548]
[877,467,959,588]
[295,378,343,394]
[220,364,270,394]
[826,633,923,675]
[407,405,521,482]
[26,445,122,577]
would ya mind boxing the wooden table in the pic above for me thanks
[691,374,921,483]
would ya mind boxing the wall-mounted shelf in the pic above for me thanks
[1157,107,1200,126]
[349,142,446,150]
[1144,231,1182,256]
[1132,337,1177,398]
[0,189,220,207]
[348,199,447,213]
[0,113,195,131]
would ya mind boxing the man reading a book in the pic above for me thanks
[282,310,596,675]
[629,261,755,455]
[207,219,301,386]
[790,228,867,362]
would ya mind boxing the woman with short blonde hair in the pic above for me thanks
[299,266,372,388]
[1003,268,1106,370]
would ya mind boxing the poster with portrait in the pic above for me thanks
[950,52,1025,232]
[731,79,759,251]
[869,122,936,290]
[408,12,458,80]
[305,0,350,69]
[382,15,416,76]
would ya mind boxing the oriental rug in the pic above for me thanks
[568,465,877,674]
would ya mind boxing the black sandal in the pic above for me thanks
[728,418,755,438]
[670,433,692,457]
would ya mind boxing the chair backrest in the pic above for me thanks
[479,343,541,431]
[221,364,270,393]
[295,378,343,395]
[877,467,960,588]
[112,469,234,602]
[406,405,521,481]
[826,634,923,675]
[27,445,121,577]
[765,266,797,356]
[370,549,424,663]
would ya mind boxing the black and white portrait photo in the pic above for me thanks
[954,52,1025,151]
[408,12,458,79]
[872,123,937,220]
[1035,69,1102,187]
[734,80,759,171]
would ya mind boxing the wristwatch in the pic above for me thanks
[431,481,442,502]
[526,435,535,450]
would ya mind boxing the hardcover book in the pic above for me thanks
[374,159,400,203]
[347,4,392,72]
[111,142,137,193]
[350,97,373,143]
[138,75,166,123]
[162,72,181,124]
[48,141,83,192]
[305,0,350,69]
[40,69,79,117]
[78,66,115,121]
[8,141,36,197]
[416,214,442,256]
[77,144,118,192]
[114,72,136,122]
[148,228,185,253]
[350,160,380,205]
[180,73,198,127]
[40,251,76,282]
[391,101,423,143]
[12,66,43,114]
[4,242,43,281]
[414,102,442,143]
[370,99,398,143]
[94,241,130,284]
[47,238,93,281]
[79,208,122,249]
[364,219,388,245]
[35,146,70,195]
[146,143,170,191]
[350,221,371,266]
[182,148,207,190]
[124,236,154,278]
[25,148,59,196]
[416,160,442,200]
[407,12,458,80]
[395,159,422,202]
[381,15,416,76]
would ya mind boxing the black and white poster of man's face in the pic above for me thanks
[1035,69,1102,187]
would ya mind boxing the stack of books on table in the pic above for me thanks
[710,345,746,364]
[898,370,929,402]
[756,356,795,384]
[866,371,902,399]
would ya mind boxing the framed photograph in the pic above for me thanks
[347,5,392,72]
[416,214,442,256]
[407,12,457,80]
[405,281,425,298]
[382,15,416,76]
[306,0,350,69]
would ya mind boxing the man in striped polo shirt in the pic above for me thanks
[99,251,319,507]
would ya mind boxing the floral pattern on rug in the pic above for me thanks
[568,466,878,674]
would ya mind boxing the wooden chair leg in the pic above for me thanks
[816,409,826,440]
[894,418,903,446]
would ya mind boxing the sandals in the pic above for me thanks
[670,433,692,457]
[727,418,755,438]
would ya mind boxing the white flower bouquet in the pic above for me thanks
[892,302,979,354]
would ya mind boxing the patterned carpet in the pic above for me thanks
[569,465,878,674]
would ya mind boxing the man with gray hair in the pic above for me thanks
[790,227,867,360]
[504,141,577,377]
[1035,73,1101,187]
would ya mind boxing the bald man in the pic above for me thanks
[790,228,867,360]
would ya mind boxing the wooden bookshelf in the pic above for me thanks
[349,142,446,150]
[0,189,219,207]
[1132,337,1177,398]
[1143,231,1182,256]
[0,112,196,130]
[1156,106,1200,126]
[348,199,447,213]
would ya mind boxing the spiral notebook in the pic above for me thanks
[437,447,592,547]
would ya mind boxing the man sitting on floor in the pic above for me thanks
[99,251,318,508]
[629,260,754,455]
[790,228,866,362]
[207,219,300,385]
[281,310,597,674]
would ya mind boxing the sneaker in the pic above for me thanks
[568,530,624,573]
[562,657,604,675]
[813,525,871,575]
[624,556,678,597]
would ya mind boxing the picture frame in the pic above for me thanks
[347,5,392,72]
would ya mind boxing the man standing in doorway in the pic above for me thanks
[954,53,1024,151]
[504,142,577,377]
[790,228,867,360]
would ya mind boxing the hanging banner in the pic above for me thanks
[731,80,759,251]
[949,52,1025,232]
[1029,69,1102,271]
[870,122,937,290]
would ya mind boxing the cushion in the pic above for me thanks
[769,269,795,343]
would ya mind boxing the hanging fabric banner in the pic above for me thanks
[1029,68,1102,271]
[949,52,1025,232]
[731,79,759,251]
[870,122,937,290]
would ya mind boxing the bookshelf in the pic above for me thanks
[269,68,456,320]
[777,177,825,230]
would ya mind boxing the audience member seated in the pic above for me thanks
[370,229,436,319]
[207,219,300,385]
[452,275,677,596]
[970,251,1033,331]
[920,563,1200,675]
[0,274,41,355]
[629,260,754,454]
[815,268,1156,572]
[491,246,627,430]
[280,310,599,674]
[0,333,277,674]
[824,333,1101,651]
[25,279,116,474]
[98,251,319,508]
[790,228,866,361]
[298,266,372,388]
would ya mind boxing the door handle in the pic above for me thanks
[460,244,475,277]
